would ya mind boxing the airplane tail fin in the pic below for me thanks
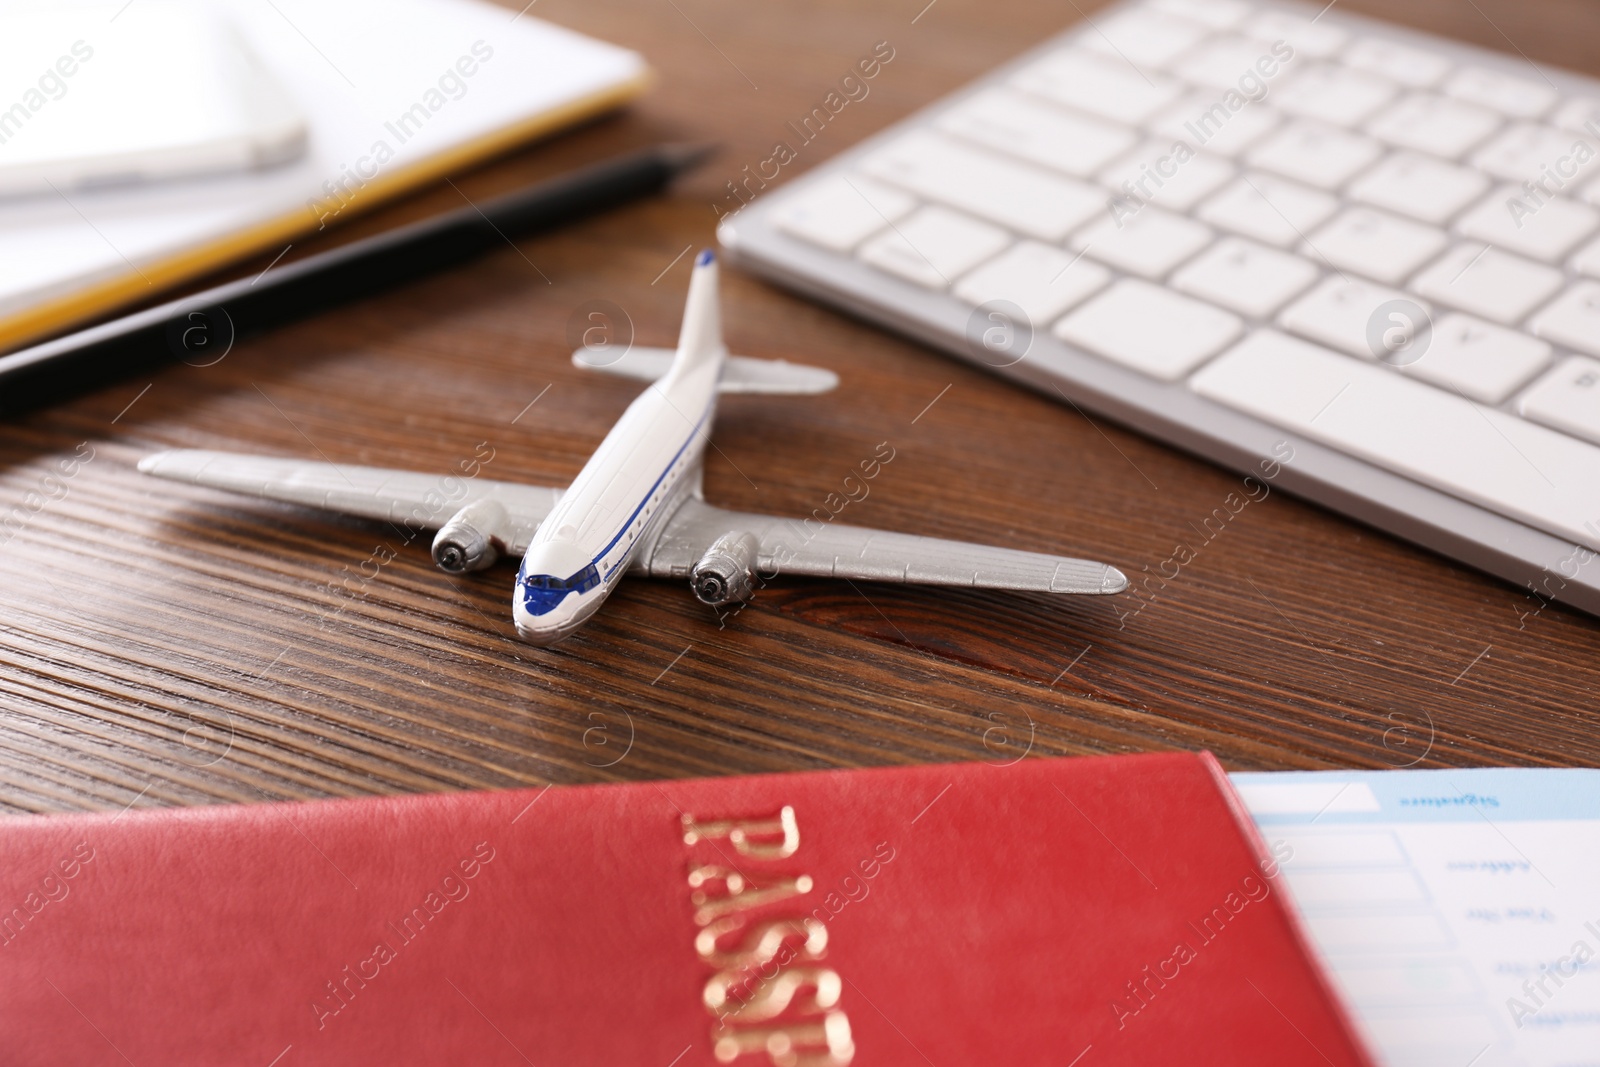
[572,247,838,394]
[672,248,724,373]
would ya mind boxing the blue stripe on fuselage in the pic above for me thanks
[595,394,715,579]
[518,392,715,614]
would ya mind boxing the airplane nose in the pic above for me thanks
[514,623,570,647]
[512,592,584,646]
[512,599,566,646]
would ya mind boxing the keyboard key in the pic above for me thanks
[1243,11,1348,58]
[1553,97,1600,134]
[1340,38,1451,88]
[1519,356,1600,446]
[1246,121,1382,188]
[1471,122,1600,183]
[1364,93,1501,158]
[1275,64,1397,126]
[1582,172,1600,211]
[1303,207,1446,285]
[1079,7,1208,68]
[1070,205,1213,279]
[862,131,1104,240]
[1190,329,1600,551]
[1410,243,1564,325]
[1170,236,1320,317]
[1401,312,1551,403]
[771,174,914,252]
[1346,153,1489,224]
[1013,49,1183,125]
[1146,0,1249,30]
[1277,275,1419,358]
[1572,235,1600,278]
[1456,186,1599,261]
[1098,139,1235,211]
[1054,278,1242,380]
[952,240,1110,324]
[1148,93,1282,157]
[1532,281,1600,358]
[936,88,1136,178]
[858,205,1009,288]
[1443,65,1557,119]
[1175,36,1282,91]
[1197,173,1338,247]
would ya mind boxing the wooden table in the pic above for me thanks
[5,0,1598,815]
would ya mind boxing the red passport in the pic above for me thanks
[0,753,1371,1065]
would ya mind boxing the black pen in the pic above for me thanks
[0,142,715,416]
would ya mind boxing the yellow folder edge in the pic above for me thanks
[0,68,654,356]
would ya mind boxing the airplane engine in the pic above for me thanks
[690,531,761,607]
[431,499,508,574]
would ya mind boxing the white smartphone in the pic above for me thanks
[0,2,308,197]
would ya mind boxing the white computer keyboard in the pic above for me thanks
[720,0,1600,617]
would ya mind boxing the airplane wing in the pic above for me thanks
[574,345,838,395]
[638,498,1127,595]
[138,450,561,553]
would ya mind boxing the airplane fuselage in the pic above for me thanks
[512,262,725,645]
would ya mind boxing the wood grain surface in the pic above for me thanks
[3,0,1598,815]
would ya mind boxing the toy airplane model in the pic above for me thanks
[139,250,1126,645]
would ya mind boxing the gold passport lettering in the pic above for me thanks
[695,916,828,969]
[712,1011,855,1067]
[681,807,855,1067]
[705,966,843,1020]
[683,807,801,859]
[691,869,814,926]
[689,865,747,896]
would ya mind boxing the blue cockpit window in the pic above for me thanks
[521,562,603,615]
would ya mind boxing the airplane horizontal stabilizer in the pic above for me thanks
[573,346,838,395]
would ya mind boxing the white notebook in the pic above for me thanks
[0,0,648,351]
